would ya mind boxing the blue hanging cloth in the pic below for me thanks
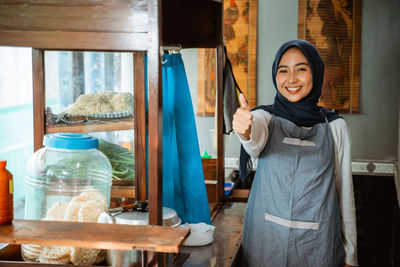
[146,53,211,224]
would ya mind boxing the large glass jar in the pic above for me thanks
[25,133,112,220]
[22,133,112,265]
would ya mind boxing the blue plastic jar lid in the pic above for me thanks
[43,133,98,150]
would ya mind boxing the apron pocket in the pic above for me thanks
[265,212,319,230]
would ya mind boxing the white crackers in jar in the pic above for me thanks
[78,200,105,222]
[78,190,108,210]
[64,190,107,222]
[64,201,82,222]
[46,202,68,221]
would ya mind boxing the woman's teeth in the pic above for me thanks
[287,87,301,92]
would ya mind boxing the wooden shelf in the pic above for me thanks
[225,189,250,202]
[46,117,134,134]
[111,185,135,199]
[0,220,189,253]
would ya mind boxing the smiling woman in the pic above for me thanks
[233,39,358,267]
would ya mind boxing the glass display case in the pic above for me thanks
[38,51,141,206]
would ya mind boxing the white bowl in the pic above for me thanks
[179,222,215,246]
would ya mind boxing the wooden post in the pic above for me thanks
[134,51,147,201]
[148,0,165,264]
[147,0,163,226]
[32,49,45,152]
[216,3,225,203]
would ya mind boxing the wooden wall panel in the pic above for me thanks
[0,0,149,50]
[0,0,147,33]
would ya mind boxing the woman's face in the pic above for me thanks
[276,47,313,102]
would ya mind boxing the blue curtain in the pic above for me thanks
[146,53,211,224]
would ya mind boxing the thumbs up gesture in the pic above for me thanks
[232,94,253,140]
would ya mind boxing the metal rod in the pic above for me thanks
[160,44,182,52]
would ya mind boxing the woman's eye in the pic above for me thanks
[297,68,307,72]
[278,69,287,73]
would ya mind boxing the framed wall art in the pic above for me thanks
[298,0,362,113]
[197,0,258,116]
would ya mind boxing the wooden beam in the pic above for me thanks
[45,118,134,134]
[0,31,148,51]
[0,0,149,51]
[0,0,148,33]
[32,49,45,152]
[216,43,225,203]
[134,52,147,201]
[147,0,163,226]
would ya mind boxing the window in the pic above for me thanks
[0,46,33,218]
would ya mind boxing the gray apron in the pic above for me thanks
[241,115,344,267]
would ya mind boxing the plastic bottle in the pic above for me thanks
[0,160,13,225]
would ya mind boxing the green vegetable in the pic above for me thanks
[97,139,135,181]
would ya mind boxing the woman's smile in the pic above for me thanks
[286,86,302,93]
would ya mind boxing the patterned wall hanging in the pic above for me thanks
[197,0,258,116]
[298,0,362,113]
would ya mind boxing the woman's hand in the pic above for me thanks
[232,94,253,140]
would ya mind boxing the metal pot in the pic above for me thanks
[97,202,181,266]
[98,207,181,227]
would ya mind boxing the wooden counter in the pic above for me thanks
[0,203,245,266]
[181,202,246,267]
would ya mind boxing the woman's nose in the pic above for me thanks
[287,71,298,83]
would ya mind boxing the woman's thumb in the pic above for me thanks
[239,93,249,109]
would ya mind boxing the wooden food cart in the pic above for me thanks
[0,0,238,266]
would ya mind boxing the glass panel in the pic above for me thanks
[44,51,135,195]
[0,46,34,219]
[45,51,133,114]
[90,129,135,181]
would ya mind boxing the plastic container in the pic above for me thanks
[22,133,112,264]
[224,181,235,196]
[0,160,13,225]
[179,223,215,246]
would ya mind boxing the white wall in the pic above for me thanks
[342,0,400,160]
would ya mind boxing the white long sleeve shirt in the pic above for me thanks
[238,109,358,266]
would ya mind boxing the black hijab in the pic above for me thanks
[239,39,341,185]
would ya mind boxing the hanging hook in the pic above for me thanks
[160,44,182,64]
[160,44,182,53]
